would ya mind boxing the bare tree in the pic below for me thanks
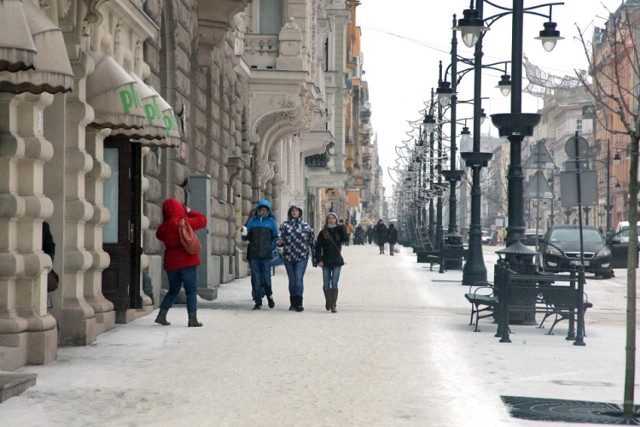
[577,3,640,420]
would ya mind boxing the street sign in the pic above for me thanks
[524,140,554,169]
[524,170,554,199]
[564,135,590,159]
[559,170,598,207]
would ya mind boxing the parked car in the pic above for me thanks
[607,227,640,269]
[481,230,492,245]
[538,224,613,278]
[523,229,545,246]
[613,221,640,244]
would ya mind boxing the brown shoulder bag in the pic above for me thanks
[179,218,202,255]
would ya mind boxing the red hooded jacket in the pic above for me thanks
[156,198,207,271]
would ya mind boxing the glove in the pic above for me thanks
[241,226,248,237]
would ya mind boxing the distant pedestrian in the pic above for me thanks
[366,226,374,244]
[278,205,316,312]
[315,213,347,313]
[354,224,365,245]
[155,198,207,327]
[242,200,279,310]
[374,218,388,254]
[387,223,398,256]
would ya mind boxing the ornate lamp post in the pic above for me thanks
[423,98,438,246]
[437,25,465,269]
[457,0,563,260]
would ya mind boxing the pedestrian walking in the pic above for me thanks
[277,204,316,312]
[155,198,207,327]
[374,218,388,254]
[242,200,279,310]
[366,226,374,244]
[315,213,347,313]
[387,223,398,256]
[354,224,365,245]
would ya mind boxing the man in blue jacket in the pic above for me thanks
[242,200,279,310]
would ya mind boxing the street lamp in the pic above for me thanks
[496,67,512,97]
[457,6,489,48]
[535,19,564,52]
[457,1,564,52]
[458,0,564,255]
[438,16,467,271]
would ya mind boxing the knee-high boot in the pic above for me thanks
[330,289,339,313]
[155,307,170,325]
[323,289,331,311]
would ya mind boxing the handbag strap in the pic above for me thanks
[327,232,341,252]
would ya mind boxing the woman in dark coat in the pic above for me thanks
[387,223,398,256]
[373,218,388,254]
[315,212,347,313]
[155,198,207,327]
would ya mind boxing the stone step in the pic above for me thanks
[0,372,37,403]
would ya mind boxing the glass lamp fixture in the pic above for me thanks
[460,126,472,147]
[496,74,511,97]
[454,6,488,48]
[436,81,454,107]
[479,108,487,124]
[535,21,564,52]
[423,113,437,133]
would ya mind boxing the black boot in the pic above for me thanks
[289,296,296,311]
[155,308,170,326]
[294,296,304,312]
[188,312,203,327]
[323,289,331,311]
[267,295,275,308]
[330,289,339,313]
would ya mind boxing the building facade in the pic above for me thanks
[0,0,382,371]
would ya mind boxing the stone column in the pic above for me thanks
[57,58,97,346]
[83,127,116,334]
[0,91,58,369]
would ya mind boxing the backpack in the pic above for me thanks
[179,218,202,254]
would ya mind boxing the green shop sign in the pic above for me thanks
[119,83,178,137]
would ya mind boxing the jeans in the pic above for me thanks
[162,265,198,313]
[322,265,341,290]
[249,258,272,304]
[283,258,308,296]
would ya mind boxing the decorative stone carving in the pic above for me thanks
[276,18,304,71]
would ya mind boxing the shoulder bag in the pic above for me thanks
[179,218,202,255]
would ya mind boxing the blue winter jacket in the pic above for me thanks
[243,200,278,260]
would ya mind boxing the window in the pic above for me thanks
[103,148,119,243]
[260,0,284,34]
[576,119,583,133]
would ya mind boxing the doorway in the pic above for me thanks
[102,136,142,321]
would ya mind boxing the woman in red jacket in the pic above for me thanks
[155,198,207,327]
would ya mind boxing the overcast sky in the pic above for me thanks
[357,0,624,198]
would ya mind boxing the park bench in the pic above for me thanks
[464,267,592,344]
[464,282,498,332]
[417,250,441,271]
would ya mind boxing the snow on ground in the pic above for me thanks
[0,244,632,426]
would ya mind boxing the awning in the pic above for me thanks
[125,73,179,148]
[0,0,36,72]
[0,0,73,94]
[86,52,147,131]
[148,86,182,147]
[121,72,167,145]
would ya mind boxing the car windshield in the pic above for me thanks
[549,228,603,243]
[617,229,630,243]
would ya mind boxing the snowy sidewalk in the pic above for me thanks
[0,244,631,426]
